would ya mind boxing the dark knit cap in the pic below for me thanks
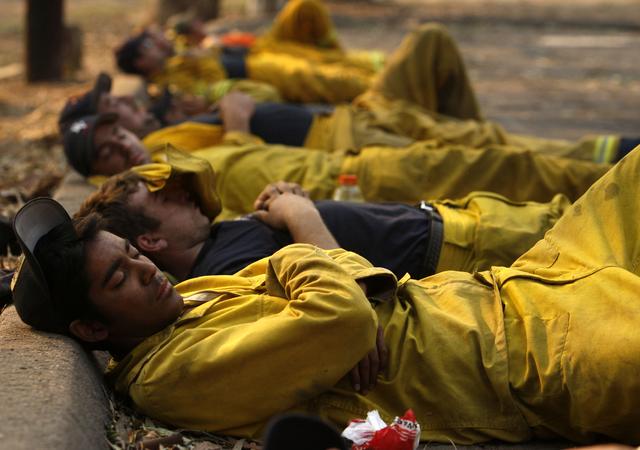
[58,73,112,134]
[62,113,118,176]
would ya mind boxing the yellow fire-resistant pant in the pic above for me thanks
[363,147,640,443]
[304,20,482,149]
[300,23,619,162]
[246,36,380,104]
[301,22,486,149]
[341,141,608,205]
[479,145,640,442]
[433,192,571,273]
[343,96,618,162]
[188,141,607,220]
[247,0,384,103]
[364,22,482,120]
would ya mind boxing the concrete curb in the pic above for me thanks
[0,306,110,449]
[53,170,96,216]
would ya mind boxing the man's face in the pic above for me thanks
[92,122,151,176]
[128,180,211,251]
[97,93,160,136]
[147,29,174,56]
[84,231,184,340]
[134,36,170,75]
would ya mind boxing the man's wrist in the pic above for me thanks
[223,113,251,133]
[284,205,321,228]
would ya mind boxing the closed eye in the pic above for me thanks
[115,271,126,288]
[97,146,113,161]
[154,192,168,203]
[116,242,140,288]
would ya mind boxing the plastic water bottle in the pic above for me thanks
[333,174,364,202]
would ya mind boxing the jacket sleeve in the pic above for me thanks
[325,248,398,301]
[129,244,379,434]
[222,130,265,145]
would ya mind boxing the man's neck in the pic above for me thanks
[154,240,206,281]
[137,118,162,139]
[108,336,146,360]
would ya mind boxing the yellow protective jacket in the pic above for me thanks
[150,56,283,105]
[109,147,640,445]
[143,122,225,152]
[107,246,385,437]
[107,244,528,443]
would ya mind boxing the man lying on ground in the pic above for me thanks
[115,0,389,105]
[62,112,608,220]
[64,22,639,161]
[58,73,322,149]
[76,163,569,282]
[11,144,640,444]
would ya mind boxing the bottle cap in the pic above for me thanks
[338,174,358,186]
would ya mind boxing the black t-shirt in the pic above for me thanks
[189,201,430,279]
[220,46,249,78]
[189,218,292,277]
[316,201,430,278]
[181,102,315,147]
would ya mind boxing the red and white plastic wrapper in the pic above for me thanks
[341,409,421,450]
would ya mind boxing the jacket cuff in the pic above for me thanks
[222,131,264,145]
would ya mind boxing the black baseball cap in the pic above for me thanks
[115,31,149,75]
[62,113,118,176]
[263,414,348,450]
[11,198,76,333]
[58,72,112,134]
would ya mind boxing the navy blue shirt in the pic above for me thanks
[189,201,431,279]
[188,102,315,147]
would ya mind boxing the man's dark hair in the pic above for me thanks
[34,213,104,336]
[75,171,161,245]
[115,32,149,76]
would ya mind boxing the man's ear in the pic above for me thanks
[68,319,109,343]
[136,233,168,253]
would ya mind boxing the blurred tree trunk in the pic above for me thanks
[26,0,64,82]
[156,0,220,25]
[62,24,83,76]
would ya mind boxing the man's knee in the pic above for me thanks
[412,22,453,45]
